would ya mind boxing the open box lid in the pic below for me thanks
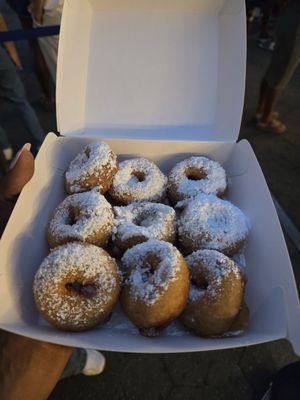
[56,0,246,141]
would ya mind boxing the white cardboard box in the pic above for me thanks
[0,0,299,353]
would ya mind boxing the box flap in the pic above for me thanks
[56,0,246,141]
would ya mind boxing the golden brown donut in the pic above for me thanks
[226,301,249,336]
[167,156,227,204]
[65,141,118,194]
[47,189,114,248]
[109,158,167,205]
[112,201,176,252]
[33,242,120,332]
[180,249,246,337]
[120,240,190,336]
[177,194,250,256]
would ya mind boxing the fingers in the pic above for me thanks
[0,144,35,200]
[9,143,32,171]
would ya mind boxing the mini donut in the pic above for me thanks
[109,158,167,205]
[180,249,246,337]
[65,141,118,194]
[47,189,114,248]
[112,202,176,252]
[225,301,249,336]
[120,240,189,336]
[167,156,227,203]
[33,242,120,332]
[177,194,250,256]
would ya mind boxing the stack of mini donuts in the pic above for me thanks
[33,141,250,338]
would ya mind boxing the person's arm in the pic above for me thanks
[30,0,47,25]
[0,144,34,233]
[0,145,73,400]
[0,14,22,70]
[0,333,73,400]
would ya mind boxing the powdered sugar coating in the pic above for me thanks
[121,240,182,306]
[185,249,242,303]
[168,156,227,202]
[109,158,167,204]
[33,243,120,331]
[182,249,246,337]
[113,202,176,250]
[188,285,205,302]
[48,189,113,247]
[65,141,117,193]
[177,194,250,255]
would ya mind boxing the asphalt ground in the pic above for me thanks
[0,3,299,399]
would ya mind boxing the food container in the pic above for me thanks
[0,0,299,353]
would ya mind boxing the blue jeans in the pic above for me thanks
[60,348,87,380]
[0,45,45,149]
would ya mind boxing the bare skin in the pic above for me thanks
[0,146,73,400]
[255,78,286,134]
[0,333,73,400]
[256,78,282,122]
[30,0,47,25]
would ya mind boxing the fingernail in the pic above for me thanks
[23,143,31,151]
[9,143,32,170]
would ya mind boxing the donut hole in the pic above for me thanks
[133,211,154,228]
[145,254,160,273]
[185,167,207,181]
[140,254,161,281]
[67,207,80,226]
[130,170,145,183]
[191,276,208,291]
[65,280,97,297]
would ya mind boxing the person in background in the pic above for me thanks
[0,13,45,160]
[6,0,55,108]
[255,0,300,134]
[261,360,300,399]
[30,0,64,84]
[247,0,282,51]
[0,143,106,400]
[257,0,278,50]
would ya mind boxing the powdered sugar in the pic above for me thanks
[121,240,181,305]
[110,158,167,203]
[186,249,242,303]
[65,141,117,193]
[33,243,119,329]
[168,156,227,200]
[35,141,252,337]
[113,201,176,244]
[48,189,113,246]
[177,194,250,254]
[189,285,205,302]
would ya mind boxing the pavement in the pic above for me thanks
[0,3,300,399]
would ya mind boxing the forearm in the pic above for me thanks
[0,332,73,400]
[31,0,47,23]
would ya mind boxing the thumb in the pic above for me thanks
[0,144,35,200]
